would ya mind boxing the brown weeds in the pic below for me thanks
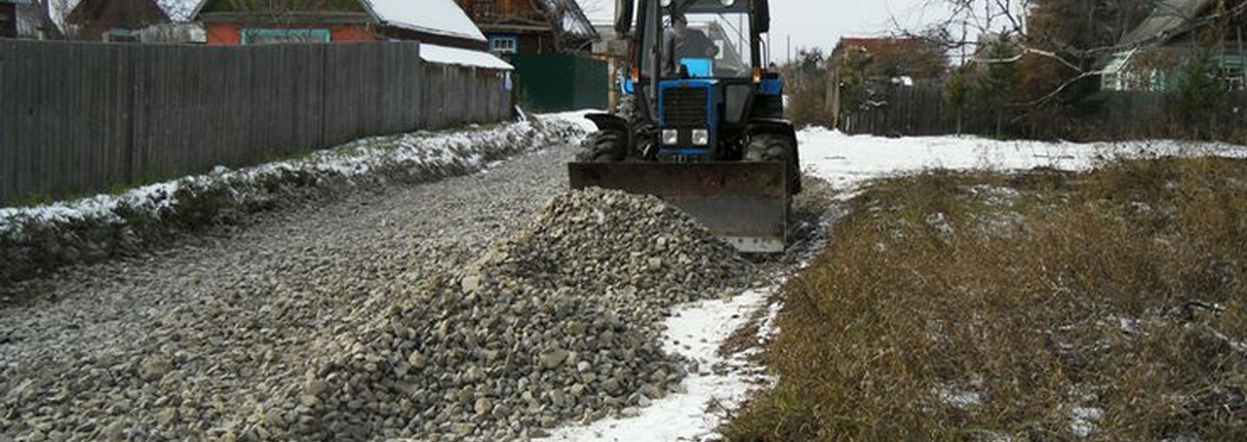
[725,157,1247,441]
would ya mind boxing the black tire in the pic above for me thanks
[577,130,627,163]
[744,133,789,162]
[745,133,802,194]
[576,95,644,162]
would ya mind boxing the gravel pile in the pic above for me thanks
[0,185,755,441]
[263,188,754,441]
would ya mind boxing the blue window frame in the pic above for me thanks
[242,28,331,45]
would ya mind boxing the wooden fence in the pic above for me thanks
[839,84,952,136]
[1092,91,1247,139]
[0,40,512,204]
[838,82,1247,140]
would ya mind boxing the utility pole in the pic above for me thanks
[960,18,967,65]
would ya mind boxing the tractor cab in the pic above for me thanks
[617,0,786,163]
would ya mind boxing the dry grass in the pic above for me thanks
[724,157,1247,441]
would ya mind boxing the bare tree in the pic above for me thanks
[577,0,610,19]
[904,0,1247,105]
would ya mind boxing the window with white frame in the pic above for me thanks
[490,35,518,54]
[1224,66,1245,91]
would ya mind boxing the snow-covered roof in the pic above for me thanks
[421,43,513,70]
[156,0,199,22]
[1119,0,1216,48]
[535,0,598,40]
[362,0,487,43]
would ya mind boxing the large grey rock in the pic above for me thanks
[137,356,172,382]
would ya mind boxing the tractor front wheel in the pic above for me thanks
[745,133,801,194]
[578,130,628,163]
[745,133,790,162]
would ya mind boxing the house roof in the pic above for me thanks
[191,0,487,43]
[835,37,926,56]
[1119,0,1217,47]
[421,43,513,70]
[362,0,486,42]
[154,0,198,22]
[67,0,199,23]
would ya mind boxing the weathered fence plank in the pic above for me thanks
[0,40,512,204]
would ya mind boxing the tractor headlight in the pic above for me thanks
[692,129,710,145]
[662,129,679,145]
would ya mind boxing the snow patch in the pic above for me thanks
[546,109,605,135]
[1069,406,1104,438]
[757,300,783,343]
[938,388,984,409]
[540,288,772,442]
[799,128,1247,194]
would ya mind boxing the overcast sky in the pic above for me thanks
[582,0,958,62]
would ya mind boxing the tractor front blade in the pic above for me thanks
[568,162,789,253]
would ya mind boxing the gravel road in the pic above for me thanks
[0,130,832,442]
[0,143,579,441]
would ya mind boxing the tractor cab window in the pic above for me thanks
[641,9,752,79]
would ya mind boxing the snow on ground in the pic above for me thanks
[541,109,602,134]
[799,127,1247,194]
[0,117,576,238]
[541,288,772,442]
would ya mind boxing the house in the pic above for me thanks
[0,0,16,37]
[1101,0,1247,91]
[63,0,200,41]
[191,0,488,50]
[1,0,60,39]
[455,0,597,55]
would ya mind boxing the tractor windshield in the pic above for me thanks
[643,11,753,79]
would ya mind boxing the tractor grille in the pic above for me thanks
[661,87,709,127]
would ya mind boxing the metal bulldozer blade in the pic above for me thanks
[568,162,789,253]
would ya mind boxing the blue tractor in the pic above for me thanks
[569,0,799,253]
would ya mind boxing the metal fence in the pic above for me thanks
[0,40,512,204]
[508,54,607,112]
